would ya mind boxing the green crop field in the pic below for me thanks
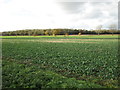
[1,35,119,88]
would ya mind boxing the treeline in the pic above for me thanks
[1,29,120,36]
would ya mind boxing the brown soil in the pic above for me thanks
[45,40,96,43]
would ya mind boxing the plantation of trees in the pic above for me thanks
[1,28,120,36]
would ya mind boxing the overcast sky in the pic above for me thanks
[0,0,118,32]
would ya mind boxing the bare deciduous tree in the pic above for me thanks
[109,24,117,35]
[96,25,102,35]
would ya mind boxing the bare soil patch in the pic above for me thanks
[45,40,96,43]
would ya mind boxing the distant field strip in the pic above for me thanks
[1,35,119,39]
[3,38,118,44]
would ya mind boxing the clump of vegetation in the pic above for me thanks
[3,60,103,88]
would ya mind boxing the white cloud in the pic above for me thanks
[0,0,118,31]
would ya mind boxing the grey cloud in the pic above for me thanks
[90,2,112,6]
[57,2,112,19]
[58,2,86,14]
[56,1,117,29]
[82,2,117,19]
[84,10,104,19]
